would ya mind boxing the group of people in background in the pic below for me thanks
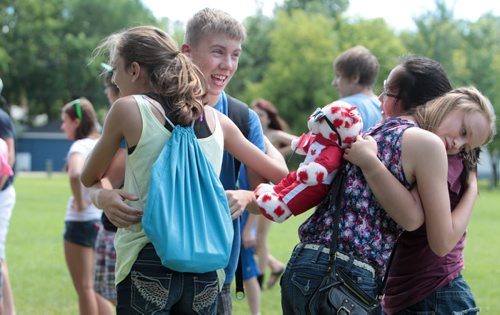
[0,5,496,315]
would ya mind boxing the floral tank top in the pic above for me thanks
[299,117,418,279]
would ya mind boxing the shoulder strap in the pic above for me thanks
[141,95,176,128]
[226,94,250,177]
[327,162,396,298]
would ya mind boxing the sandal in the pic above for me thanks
[266,267,284,289]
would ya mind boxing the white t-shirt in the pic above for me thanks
[65,138,102,221]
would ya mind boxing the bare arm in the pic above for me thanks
[408,130,461,256]
[449,171,477,234]
[268,129,297,156]
[82,97,142,227]
[67,152,88,211]
[346,130,476,256]
[226,136,288,218]
[219,112,288,184]
[344,135,424,231]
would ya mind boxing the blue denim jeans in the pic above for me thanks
[394,274,479,315]
[116,243,220,314]
[281,244,381,315]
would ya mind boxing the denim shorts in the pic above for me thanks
[117,243,220,314]
[394,274,480,315]
[281,243,381,315]
[63,220,100,247]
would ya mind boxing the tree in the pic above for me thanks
[0,0,158,122]
[227,13,275,97]
[402,1,500,185]
[243,10,338,132]
[463,14,500,187]
[282,0,348,18]
[334,17,406,93]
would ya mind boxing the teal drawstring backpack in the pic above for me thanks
[140,98,233,273]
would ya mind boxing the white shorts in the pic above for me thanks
[0,185,15,260]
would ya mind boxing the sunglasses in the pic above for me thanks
[70,99,83,121]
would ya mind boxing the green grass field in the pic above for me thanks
[7,173,500,314]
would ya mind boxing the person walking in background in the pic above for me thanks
[92,67,121,313]
[60,97,107,314]
[0,77,16,315]
[250,98,296,289]
[332,45,382,131]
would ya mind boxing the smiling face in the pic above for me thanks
[435,109,490,155]
[183,33,241,106]
[111,56,135,97]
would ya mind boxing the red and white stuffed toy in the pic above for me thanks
[255,100,363,223]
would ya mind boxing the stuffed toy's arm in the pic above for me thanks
[291,133,315,155]
[296,146,343,185]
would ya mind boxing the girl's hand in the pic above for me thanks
[343,135,379,170]
[92,189,142,228]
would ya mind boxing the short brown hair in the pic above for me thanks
[334,46,379,87]
[185,8,246,47]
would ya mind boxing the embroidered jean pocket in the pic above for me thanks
[192,276,219,314]
[130,270,172,314]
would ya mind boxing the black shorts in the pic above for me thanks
[63,220,101,247]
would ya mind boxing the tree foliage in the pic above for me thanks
[0,0,158,121]
[282,0,349,18]
[241,10,338,132]
[0,0,498,173]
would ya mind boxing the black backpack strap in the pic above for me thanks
[226,95,250,299]
[227,94,250,177]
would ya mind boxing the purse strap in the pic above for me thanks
[326,162,396,298]
[326,164,345,274]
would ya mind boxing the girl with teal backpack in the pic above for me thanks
[82,26,287,314]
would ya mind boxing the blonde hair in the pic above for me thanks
[94,26,207,125]
[414,86,496,144]
[414,87,496,168]
[185,8,246,47]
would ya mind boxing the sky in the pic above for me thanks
[141,0,500,31]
